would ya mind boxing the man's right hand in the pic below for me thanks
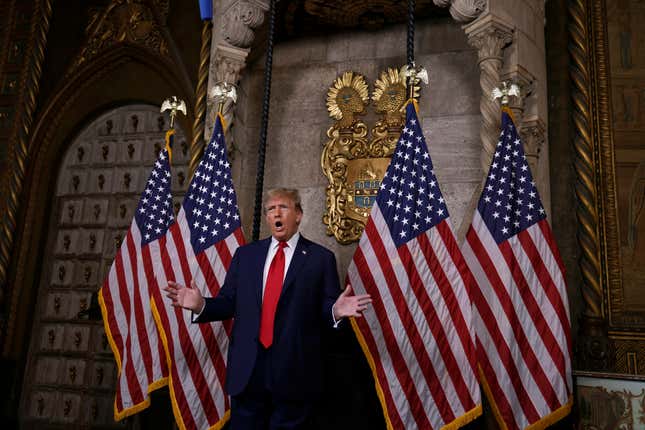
[163,280,205,313]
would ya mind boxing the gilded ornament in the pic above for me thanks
[372,67,407,126]
[326,71,369,129]
[322,67,419,244]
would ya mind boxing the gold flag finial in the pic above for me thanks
[160,96,187,129]
[210,81,238,114]
[492,81,521,106]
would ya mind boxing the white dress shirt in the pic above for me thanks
[262,232,300,298]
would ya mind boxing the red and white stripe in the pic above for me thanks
[150,207,244,430]
[99,220,169,419]
[348,204,481,430]
[462,211,572,430]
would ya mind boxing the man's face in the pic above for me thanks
[264,194,302,242]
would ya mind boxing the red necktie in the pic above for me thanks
[259,241,288,348]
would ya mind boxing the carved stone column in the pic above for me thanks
[465,14,513,171]
[192,0,268,170]
[211,43,249,131]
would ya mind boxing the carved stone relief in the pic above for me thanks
[69,0,171,74]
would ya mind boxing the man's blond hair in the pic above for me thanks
[263,188,303,213]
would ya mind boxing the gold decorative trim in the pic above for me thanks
[189,20,213,177]
[569,0,603,322]
[569,0,645,374]
[589,0,623,328]
[326,71,369,128]
[372,67,418,127]
[0,0,52,314]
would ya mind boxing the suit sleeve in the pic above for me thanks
[321,249,342,328]
[193,247,240,323]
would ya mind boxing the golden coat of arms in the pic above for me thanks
[322,67,421,244]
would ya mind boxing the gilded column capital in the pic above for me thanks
[433,0,487,23]
[221,0,269,49]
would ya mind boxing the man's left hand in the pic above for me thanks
[333,285,372,319]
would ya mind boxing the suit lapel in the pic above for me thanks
[255,238,272,307]
[280,235,310,300]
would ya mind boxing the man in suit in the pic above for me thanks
[164,187,371,429]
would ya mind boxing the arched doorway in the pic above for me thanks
[19,104,189,428]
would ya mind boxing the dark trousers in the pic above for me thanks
[230,346,312,430]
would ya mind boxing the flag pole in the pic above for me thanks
[190,0,214,177]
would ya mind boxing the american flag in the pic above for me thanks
[150,113,244,430]
[461,109,573,429]
[99,131,174,420]
[347,102,482,429]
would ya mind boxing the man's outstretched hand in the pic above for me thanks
[163,280,205,313]
[333,285,372,319]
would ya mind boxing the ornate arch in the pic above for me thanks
[3,43,194,357]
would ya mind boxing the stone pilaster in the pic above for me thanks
[205,0,269,146]
[520,118,545,180]
[501,65,535,124]
[209,43,250,137]
[464,14,514,172]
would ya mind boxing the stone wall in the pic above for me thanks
[232,16,481,277]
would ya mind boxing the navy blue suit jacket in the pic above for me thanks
[194,235,341,400]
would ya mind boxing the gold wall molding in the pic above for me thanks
[568,0,645,374]
[0,0,53,333]
[569,0,603,324]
